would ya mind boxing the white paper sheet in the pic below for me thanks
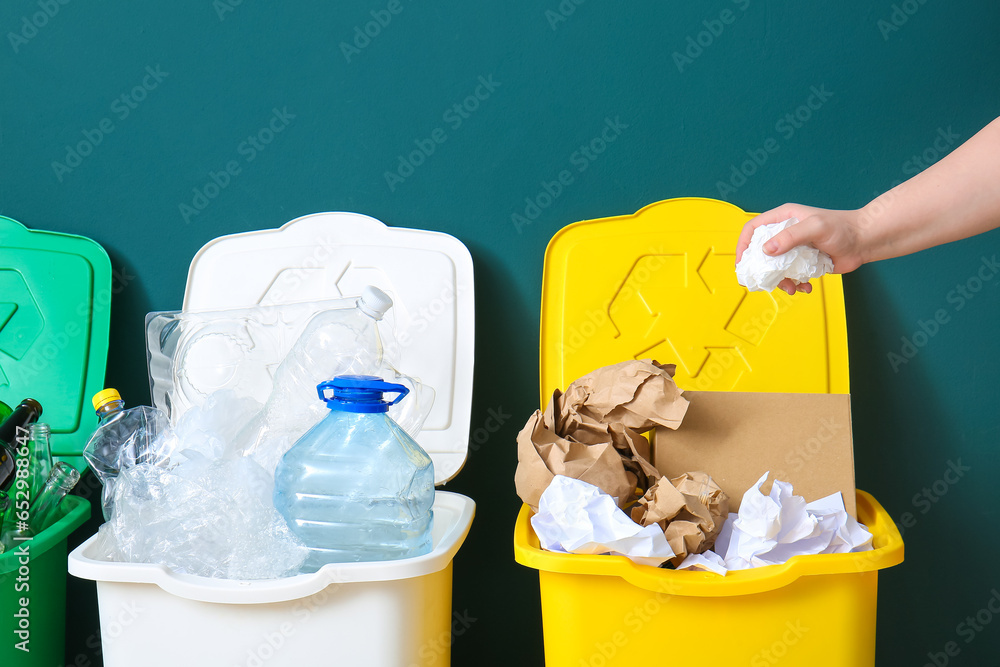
[674,550,728,575]
[531,475,675,567]
[677,472,873,575]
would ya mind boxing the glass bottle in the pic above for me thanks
[0,399,42,492]
[27,462,81,534]
[27,423,53,500]
[1,462,81,549]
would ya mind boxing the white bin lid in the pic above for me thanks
[182,212,474,485]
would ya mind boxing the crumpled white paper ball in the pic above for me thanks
[736,218,833,292]
[531,475,675,567]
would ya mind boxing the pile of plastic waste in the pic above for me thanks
[85,286,436,579]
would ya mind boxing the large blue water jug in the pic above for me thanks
[273,375,435,570]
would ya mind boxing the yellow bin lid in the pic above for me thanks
[539,197,849,403]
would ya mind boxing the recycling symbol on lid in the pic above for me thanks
[0,269,45,386]
[607,249,778,390]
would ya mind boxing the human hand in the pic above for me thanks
[735,203,868,295]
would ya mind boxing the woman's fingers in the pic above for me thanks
[762,216,823,256]
[735,204,811,263]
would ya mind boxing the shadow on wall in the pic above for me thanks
[447,237,546,667]
[62,245,152,666]
[100,247,155,405]
[843,262,968,665]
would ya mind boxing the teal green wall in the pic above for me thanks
[3,1,1000,665]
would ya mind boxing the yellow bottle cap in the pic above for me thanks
[92,388,123,411]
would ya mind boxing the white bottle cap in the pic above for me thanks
[357,285,393,320]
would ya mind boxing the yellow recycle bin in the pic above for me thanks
[513,198,903,666]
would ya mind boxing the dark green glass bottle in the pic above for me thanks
[0,399,43,492]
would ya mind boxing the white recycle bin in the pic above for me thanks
[68,213,477,667]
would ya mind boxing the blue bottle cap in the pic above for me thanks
[317,375,409,413]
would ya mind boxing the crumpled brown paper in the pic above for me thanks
[515,359,688,512]
[515,358,731,566]
[630,471,729,566]
[514,402,633,513]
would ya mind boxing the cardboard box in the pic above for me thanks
[653,390,856,517]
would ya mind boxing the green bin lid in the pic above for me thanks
[0,216,111,470]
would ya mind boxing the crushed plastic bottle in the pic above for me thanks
[233,286,402,474]
[273,376,435,571]
[93,390,307,580]
[83,389,170,520]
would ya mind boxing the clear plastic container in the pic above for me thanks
[273,375,435,571]
[145,295,358,422]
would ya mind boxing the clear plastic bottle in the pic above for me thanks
[234,286,393,473]
[273,375,435,571]
[83,389,169,520]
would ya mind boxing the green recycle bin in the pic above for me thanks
[0,216,111,665]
